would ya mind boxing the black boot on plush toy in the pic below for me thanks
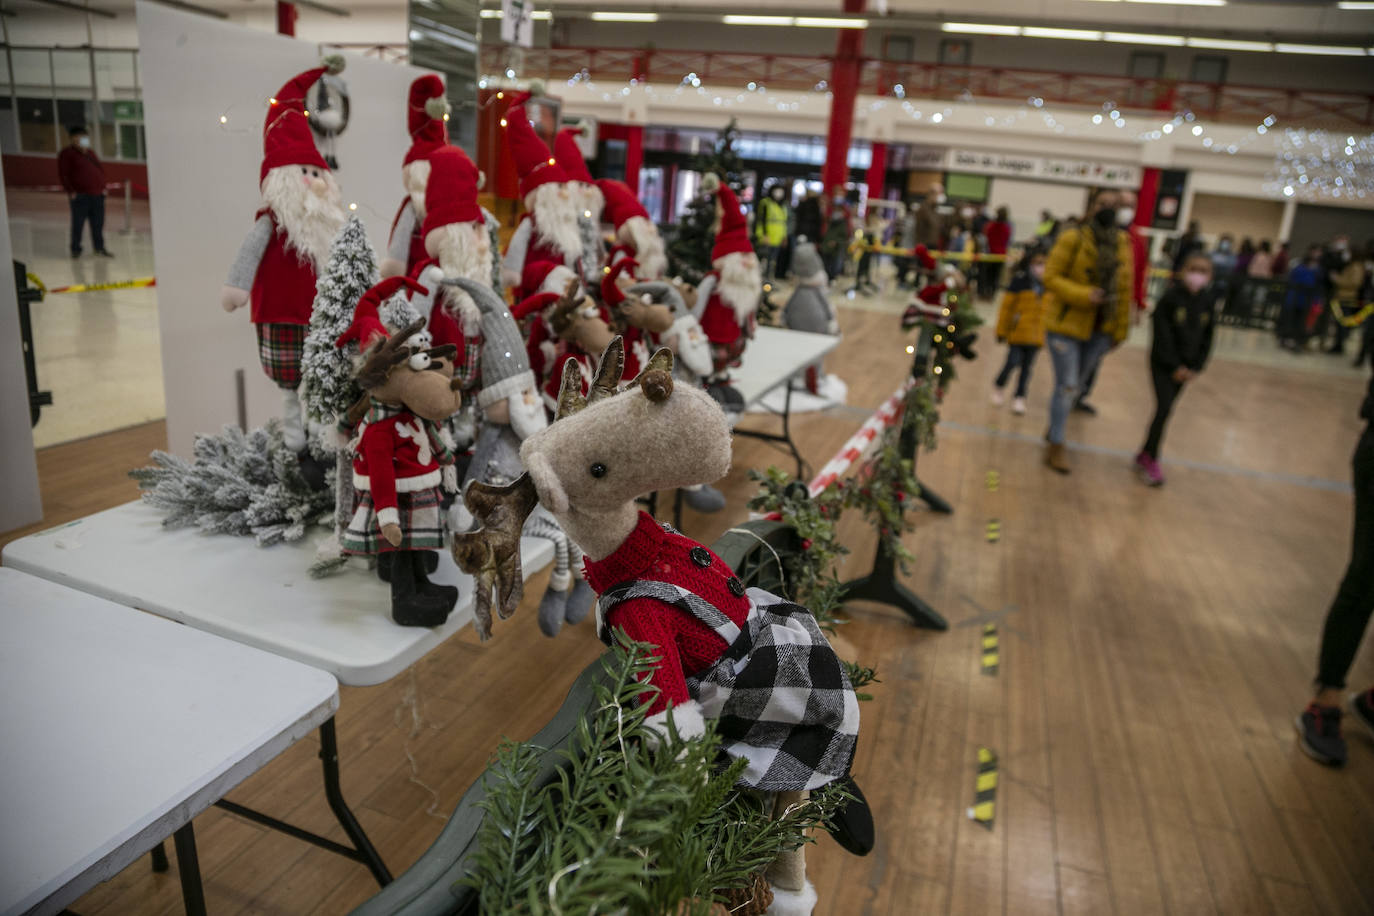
[389,550,455,627]
[824,775,875,856]
[376,551,439,584]
[296,450,329,491]
[411,550,458,608]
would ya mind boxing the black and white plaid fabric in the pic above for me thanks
[600,580,860,793]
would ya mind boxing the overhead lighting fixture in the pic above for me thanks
[480,9,501,16]
[1023,26,1103,40]
[795,16,868,28]
[723,14,794,25]
[294,0,350,15]
[942,22,1021,35]
[1274,43,1368,56]
[1103,31,1185,45]
[1126,0,1225,6]
[481,8,552,18]
[1336,1,1374,8]
[589,11,658,21]
[1186,37,1273,51]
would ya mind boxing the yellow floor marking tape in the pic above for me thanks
[981,624,999,675]
[986,519,1001,543]
[968,746,998,829]
[985,469,1000,492]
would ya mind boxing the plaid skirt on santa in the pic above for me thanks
[598,579,860,793]
[255,322,307,389]
[340,485,445,555]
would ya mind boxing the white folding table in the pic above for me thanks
[729,325,841,478]
[0,566,338,916]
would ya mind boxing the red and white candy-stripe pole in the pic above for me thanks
[807,377,915,497]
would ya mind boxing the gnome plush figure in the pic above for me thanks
[380,75,450,279]
[783,239,846,399]
[222,59,347,479]
[513,260,619,414]
[696,176,762,378]
[597,178,669,281]
[450,340,873,913]
[337,285,464,627]
[553,127,607,285]
[500,95,583,288]
[516,259,582,396]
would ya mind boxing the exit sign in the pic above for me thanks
[112,100,143,120]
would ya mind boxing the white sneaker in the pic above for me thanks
[990,387,1005,407]
[1012,397,1026,415]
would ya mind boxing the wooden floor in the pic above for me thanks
[9,303,1374,915]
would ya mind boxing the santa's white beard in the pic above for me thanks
[579,183,605,226]
[508,388,548,440]
[620,216,667,279]
[714,252,761,324]
[434,222,492,334]
[403,160,431,219]
[261,166,345,271]
[528,184,583,261]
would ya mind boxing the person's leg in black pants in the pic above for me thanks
[89,193,107,254]
[993,346,1023,391]
[1141,363,1181,461]
[69,194,89,256]
[1014,346,1038,399]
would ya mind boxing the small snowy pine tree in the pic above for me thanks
[300,216,379,428]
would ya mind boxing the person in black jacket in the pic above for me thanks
[1135,253,1216,486]
[1297,371,1374,766]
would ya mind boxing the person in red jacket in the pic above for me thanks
[57,126,112,259]
[981,205,1012,299]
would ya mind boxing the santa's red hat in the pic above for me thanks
[404,75,449,167]
[601,257,638,306]
[510,291,562,320]
[421,146,482,238]
[913,244,936,271]
[554,128,594,184]
[337,277,428,349]
[521,259,578,300]
[503,94,568,197]
[596,179,650,229]
[711,183,752,262]
[260,59,342,183]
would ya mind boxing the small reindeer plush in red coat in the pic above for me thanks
[337,296,464,627]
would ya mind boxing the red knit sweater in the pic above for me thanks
[584,512,750,715]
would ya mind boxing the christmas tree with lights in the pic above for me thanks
[668,118,746,284]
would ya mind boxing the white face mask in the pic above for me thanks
[1030,264,1045,280]
[1116,207,1135,228]
[76,136,91,149]
[1183,270,1210,293]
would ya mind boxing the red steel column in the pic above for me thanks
[865,142,887,200]
[1135,167,1161,227]
[276,1,297,35]
[820,0,864,202]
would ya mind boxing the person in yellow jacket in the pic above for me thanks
[991,247,1047,416]
[753,183,790,281]
[1042,188,1135,473]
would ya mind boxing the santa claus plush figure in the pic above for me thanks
[499,95,584,288]
[222,59,347,479]
[597,178,668,281]
[380,75,450,280]
[696,176,762,378]
[553,127,607,285]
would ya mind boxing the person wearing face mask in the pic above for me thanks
[1074,189,1147,415]
[57,125,113,259]
[991,247,1047,415]
[1134,254,1216,487]
[1041,188,1135,473]
[754,183,790,281]
[1278,246,1323,352]
[1324,235,1366,357]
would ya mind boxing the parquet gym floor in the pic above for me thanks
[5,289,1372,914]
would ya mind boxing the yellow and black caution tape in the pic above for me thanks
[968,746,998,829]
[25,272,46,294]
[45,276,157,294]
[985,469,1000,492]
[981,624,1000,675]
[1330,300,1374,329]
[986,519,1001,544]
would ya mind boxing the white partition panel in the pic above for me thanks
[137,2,435,455]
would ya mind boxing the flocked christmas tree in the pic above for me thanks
[667,118,746,284]
[300,215,380,429]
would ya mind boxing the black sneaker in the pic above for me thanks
[1295,703,1347,766]
[1350,689,1374,739]
[94,249,115,258]
[1072,399,1098,416]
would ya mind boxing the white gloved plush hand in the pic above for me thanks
[220,285,250,313]
[420,264,446,290]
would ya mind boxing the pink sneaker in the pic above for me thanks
[1135,452,1164,487]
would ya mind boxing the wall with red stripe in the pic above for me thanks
[2,154,150,199]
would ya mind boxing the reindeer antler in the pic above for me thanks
[549,277,588,339]
[450,473,539,641]
[634,346,674,403]
[588,336,623,406]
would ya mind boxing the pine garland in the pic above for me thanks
[462,640,847,915]
[129,422,334,546]
[745,468,847,627]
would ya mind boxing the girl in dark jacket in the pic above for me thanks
[1135,253,1216,486]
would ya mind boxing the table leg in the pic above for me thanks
[319,718,393,886]
[780,382,805,479]
[150,840,169,872]
[172,823,207,916]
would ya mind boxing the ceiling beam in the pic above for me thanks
[14,0,116,18]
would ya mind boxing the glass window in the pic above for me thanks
[638,166,665,223]
[10,49,51,95]
[56,98,92,134]
[17,96,57,153]
[94,50,138,99]
[0,49,11,95]
[118,123,145,161]
[52,50,92,94]
[847,144,871,170]
[0,98,18,156]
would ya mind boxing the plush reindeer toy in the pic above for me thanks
[453,339,871,913]
[338,301,464,628]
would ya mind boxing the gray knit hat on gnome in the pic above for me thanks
[447,278,537,409]
[791,239,825,279]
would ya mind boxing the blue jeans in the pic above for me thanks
[1046,332,1113,445]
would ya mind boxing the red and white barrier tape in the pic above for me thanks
[807,377,914,497]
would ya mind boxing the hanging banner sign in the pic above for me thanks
[945,149,1141,188]
[500,0,534,48]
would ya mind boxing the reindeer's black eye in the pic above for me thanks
[589,462,607,479]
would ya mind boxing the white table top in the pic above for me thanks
[731,326,841,407]
[2,502,556,686]
[0,567,338,916]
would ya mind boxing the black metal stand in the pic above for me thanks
[173,823,207,916]
[916,480,953,515]
[213,717,393,887]
[734,382,807,478]
[14,259,52,426]
[150,840,169,872]
[839,326,948,630]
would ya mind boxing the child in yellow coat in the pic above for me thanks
[991,248,1047,415]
